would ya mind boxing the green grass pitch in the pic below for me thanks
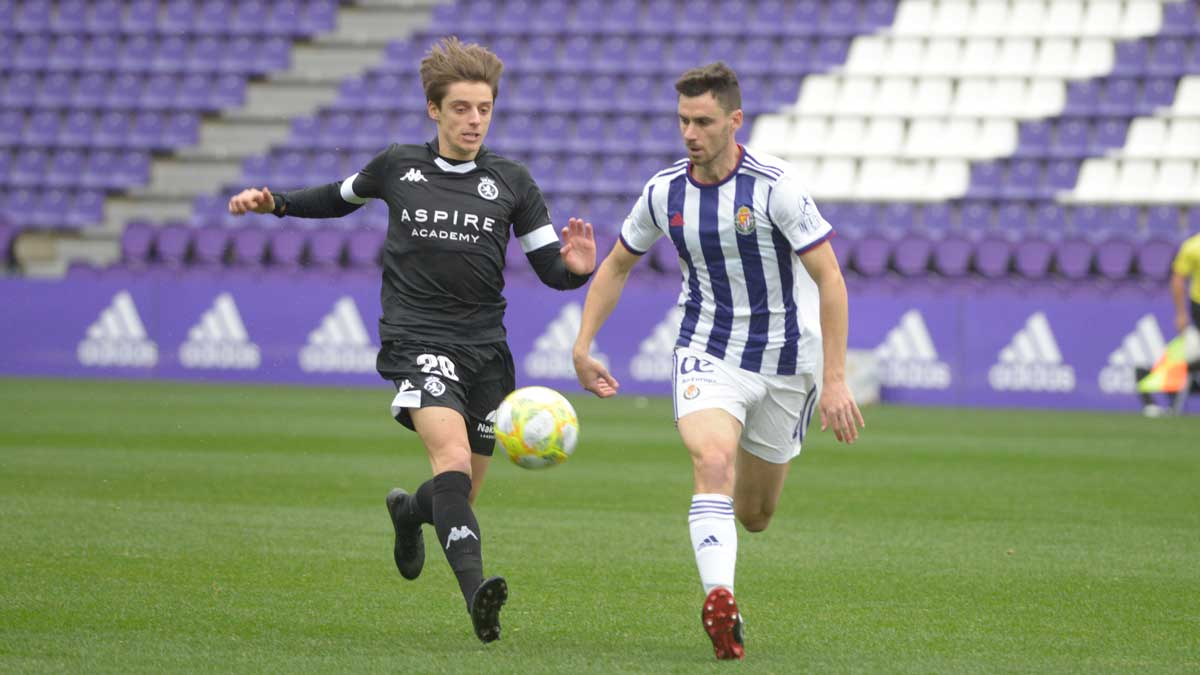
[1,377,1197,673]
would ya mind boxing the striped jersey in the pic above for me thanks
[619,146,833,375]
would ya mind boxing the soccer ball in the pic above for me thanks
[494,386,579,470]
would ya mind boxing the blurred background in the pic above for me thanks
[1,0,1197,411]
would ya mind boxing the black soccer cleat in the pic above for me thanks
[385,488,425,580]
[469,576,508,644]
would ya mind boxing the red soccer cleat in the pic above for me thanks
[702,587,745,660]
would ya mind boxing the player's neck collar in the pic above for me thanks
[687,145,744,188]
[427,138,485,173]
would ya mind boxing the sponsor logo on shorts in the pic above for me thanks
[684,384,701,400]
[477,409,496,438]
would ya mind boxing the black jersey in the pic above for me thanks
[275,139,587,344]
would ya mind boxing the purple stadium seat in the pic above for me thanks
[128,112,166,150]
[123,0,159,34]
[1052,119,1090,157]
[105,74,144,111]
[268,228,306,269]
[995,202,1031,234]
[893,235,932,277]
[1112,40,1150,76]
[1142,77,1178,112]
[967,163,1004,199]
[1045,160,1080,194]
[1091,118,1130,154]
[15,3,53,33]
[192,227,230,267]
[1136,236,1180,281]
[1188,207,1200,234]
[346,228,384,269]
[47,35,87,72]
[1149,38,1189,76]
[1004,160,1042,199]
[230,228,268,268]
[1054,237,1093,279]
[91,111,130,149]
[823,0,861,35]
[1094,234,1135,280]
[0,111,24,149]
[932,236,972,277]
[86,0,125,33]
[10,149,50,188]
[921,203,955,234]
[1161,1,1198,35]
[3,73,38,109]
[47,150,86,189]
[308,229,346,268]
[156,224,191,268]
[862,0,898,29]
[119,36,156,73]
[853,234,890,276]
[959,199,994,231]
[1146,205,1181,234]
[1100,78,1139,116]
[1015,121,1052,157]
[1064,81,1102,116]
[1014,236,1055,279]
[973,235,1013,278]
[814,38,851,70]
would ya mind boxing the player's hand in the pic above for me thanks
[1176,311,1191,334]
[573,351,619,398]
[228,186,275,215]
[818,379,865,444]
[560,217,597,276]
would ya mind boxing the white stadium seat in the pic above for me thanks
[875,78,917,116]
[861,118,905,157]
[835,78,879,116]
[844,37,888,75]
[978,119,1018,158]
[825,118,869,156]
[966,1,1010,38]
[1173,78,1200,114]
[1115,159,1159,202]
[884,38,925,76]
[1073,159,1120,201]
[1035,38,1076,78]
[1072,39,1115,78]
[1081,0,1122,38]
[960,39,1001,77]
[930,1,972,37]
[1042,1,1084,38]
[996,39,1037,77]
[1154,160,1197,202]
[929,159,970,198]
[1124,118,1168,159]
[922,38,961,77]
[1117,0,1162,39]
[1009,0,1053,37]
[1166,120,1200,159]
[891,0,934,35]
[904,118,947,157]
[747,114,792,155]
[811,158,857,200]
[910,78,954,117]
[795,76,839,115]
[952,79,995,116]
[787,116,830,157]
[1024,79,1066,118]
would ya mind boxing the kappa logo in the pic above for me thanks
[298,296,377,373]
[445,525,479,549]
[873,310,951,389]
[988,312,1075,392]
[1099,314,1165,394]
[524,302,609,379]
[179,293,260,370]
[400,168,427,182]
[477,176,499,200]
[630,306,684,382]
[398,379,415,393]
[77,291,158,368]
[423,375,446,397]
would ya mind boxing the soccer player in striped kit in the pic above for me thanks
[572,63,864,660]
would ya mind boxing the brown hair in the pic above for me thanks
[674,62,742,113]
[419,36,504,106]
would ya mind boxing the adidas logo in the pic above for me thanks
[697,534,721,551]
[298,296,377,373]
[178,292,261,370]
[76,291,158,368]
[1099,314,1165,394]
[523,302,609,379]
[629,306,684,382]
[400,168,427,182]
[873,309,951,389]
[988,312,1075,392]
[445,525,479,549]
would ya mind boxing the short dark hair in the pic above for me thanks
[674,62,742,113]
[419,36,504,107]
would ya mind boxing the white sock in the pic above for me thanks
[688,493,737,594]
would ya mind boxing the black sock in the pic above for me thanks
[432,471,484,609]
[411,478,435,524]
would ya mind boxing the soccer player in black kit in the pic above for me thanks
[227,37,596,643]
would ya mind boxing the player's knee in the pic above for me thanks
[691,450,735,487]
[736,504,775,532]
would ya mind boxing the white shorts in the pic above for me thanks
[672,346,820,464]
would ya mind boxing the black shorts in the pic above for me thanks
[377,340,515,456]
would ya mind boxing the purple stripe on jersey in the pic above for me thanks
[767,187,800,375]
[646,184,660,231]
[734,173,770,372]
[743,151,783,179]
[618,233,647,255]
[796,383,818,442]
[698,185,733,359]
[795,231,833,256]
[668,176,702,348]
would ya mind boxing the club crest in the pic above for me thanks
[477,176,499,200]
[735,205,755,235]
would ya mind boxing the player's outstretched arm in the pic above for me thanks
[228,186,276,215]
[560,217,597,276]
[800,241,865,444]
[573,240,640,398]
